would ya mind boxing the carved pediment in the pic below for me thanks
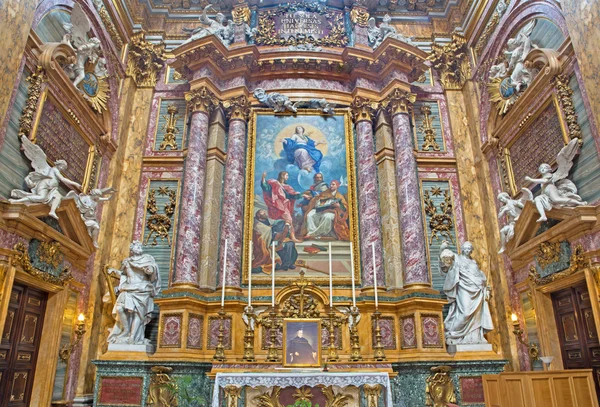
[0,199,95,265]
[508,202,598,268]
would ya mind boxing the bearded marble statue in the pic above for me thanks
[439,241,493,346]
[107,241,161,346]
[367,14,414,49]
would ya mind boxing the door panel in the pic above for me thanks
[0,284,47,407]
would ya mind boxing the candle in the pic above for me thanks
[372,242,378,308]
[329,242,333,307]
[221,239,228,308]
[248,243,252,307]
[271,241,276,307]
[350,242,356,307]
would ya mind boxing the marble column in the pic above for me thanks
[384,89,430,287]
[351,97,384,287]
[173,87,218,286]
[220,95,251,287]
[374,110,404,290]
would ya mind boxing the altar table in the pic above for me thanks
[212,371,394,406]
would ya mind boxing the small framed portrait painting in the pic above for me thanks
[283,319,321,368]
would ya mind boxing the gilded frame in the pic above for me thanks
[503,94,570,196]
[30,90,97,192]
[242,108,360,286]
[282,318,322,368]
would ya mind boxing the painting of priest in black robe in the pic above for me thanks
[284,321,320,367]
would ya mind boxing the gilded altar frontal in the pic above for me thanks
[1,0,600,406]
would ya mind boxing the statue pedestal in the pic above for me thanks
[455,343,494,352]
[107,343,155,353]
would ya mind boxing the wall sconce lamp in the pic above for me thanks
[511,312,539,362]
[59,313,87,362]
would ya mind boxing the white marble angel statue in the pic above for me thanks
[439,241,493,346]
[107,241,161,346]
[337,306,361,331]
[367,14,413,49]
[253,88,297,113]
[9,136,81,219]
[62,3,102,87]
[181,4,234,46]
[523,138,587,222]
[242,305,268,331]
[66,187,115,248]
[497,192,529,253]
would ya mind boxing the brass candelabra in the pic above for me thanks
[324,308,342,362]
[372,310,386,361]
[242,306,256,362]
[213,307,227,362]
[349,306,362,361]
[262,307,281,362]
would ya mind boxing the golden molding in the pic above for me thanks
[13,243,73,287]
[529,244,586,286]
[428,33,471,90]
[19,67,47,139]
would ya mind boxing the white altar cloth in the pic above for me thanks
[212,371,394,406]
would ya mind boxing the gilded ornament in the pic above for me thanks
[425,366,456,407]
[423,187,455,245]
[224,385,242,407]
[280,270,321,319]
[185,87,219,114]
[78,59,110,114]
[147,366,178,407]
[126,31,167,88]
[145,186,177,246]
[254,386,284,407]
[363,384,381,407]
[350,7,370,27]
[293,387,313,402]
[37,241,63,268]
[381,88,416,116]
[419,105,441,151]
[554,75,582,142]
[428,33,471,90]
[18,66,47,139]
[350,97,379,122]
[536,241,561,270]
[232,6,251,25]
[97,4,124,50]
[223,95,251,121]
[371,311,386,361]
[474,0,509,56]
[322,385,353,407]
[13,243,73,286]
[529,244,586,285]
[159,104,183,150]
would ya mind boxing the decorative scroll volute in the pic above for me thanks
[425,366,456,407]
[185,87,219,114]
[381,88,416,116]
[223,95,251,122]
[428,33,471,90]
[350,97,379,123]
[37,43,76,72]
[126,31,167,88]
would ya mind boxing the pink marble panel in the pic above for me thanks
[372,316,396,350]
[187,313,204,349]
[160,314,182,348]
[400,315,417,349]
[208,316,232,349]
[422,315,442,348]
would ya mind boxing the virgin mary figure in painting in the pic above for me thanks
[282,126,326,172]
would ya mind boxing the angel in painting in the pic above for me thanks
[62,3,102,87]
[497,192,529,253]
[66,187,116,248]
[10,136,81,219]
[523,138,587,222]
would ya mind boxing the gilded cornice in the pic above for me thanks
[126,31,167,88]
[381,88,416,116]
[223,95,251,122]
[427,33,471,90]
[350,97,379,123]
[185,87,219,114]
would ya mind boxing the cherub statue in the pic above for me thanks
[367,14,413,49]
[253,88,297,113]
[242,305,268,331]
[9,136,81,220]
[181,4,234,46]
[62,3,103,87]
[337,306,361,331]
[66,187,116,248]
[522,138,587,222]
[497,192,529,253]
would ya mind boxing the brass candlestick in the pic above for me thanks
[372,310,386,361]
[349,306,362,361]
[326,308,340,362]
[213,307,227,362]
[263,307,281,362]
[242,305,256,362]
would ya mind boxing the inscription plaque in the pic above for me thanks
[98,376,143,406]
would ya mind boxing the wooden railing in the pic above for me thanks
[482,369,598,407]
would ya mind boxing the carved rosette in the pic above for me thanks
[350,97,379,123]
[185,87,219,114]
[428,33,472,90]
[381,88,416,116]
[223,95,251,122]
[126,31,167,88]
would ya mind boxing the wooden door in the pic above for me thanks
[552,283,600,396]
[0,284,47,407]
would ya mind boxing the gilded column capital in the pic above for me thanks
[427,33,472,90]
[350,6,370,27]
[185,87,219,114]
[223,95,251,122]
[351,97,379,123]
[125,31,167,89]
[232,5,251,26]
[381,88,416,116]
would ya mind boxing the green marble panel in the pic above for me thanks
[34,10,70,43]
[529,18,565,50]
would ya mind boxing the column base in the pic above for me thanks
[170,282,200,290]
